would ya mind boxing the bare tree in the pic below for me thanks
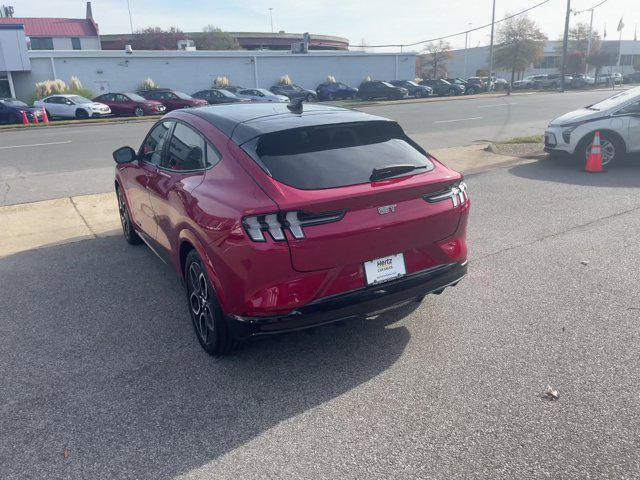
[568,22,601,56]
[421,40,452,78]
[131,27,186,50]
[493,15,546,85]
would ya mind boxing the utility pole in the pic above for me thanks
[463,23,472,79]
[126,0,134,35]
[488,0,496,92]
[560,0,571,92]
[268,8,274,33]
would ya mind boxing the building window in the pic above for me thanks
[620,54,636,66]
[29,37,54,50]
[534,56,560,69]
[71,37,81,50]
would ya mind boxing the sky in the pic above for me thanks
[11,0,640,51]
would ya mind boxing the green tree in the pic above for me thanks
[196,25,241,50]
[493,15,546,86]
[568,22,601,56]
[586,49,616,78]
[131,27,186,50]
[421,40,452,78]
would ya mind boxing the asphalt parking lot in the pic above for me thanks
[0,89,621,205]
[2,154,640,478]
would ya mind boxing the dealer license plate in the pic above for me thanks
[364,253,406,285]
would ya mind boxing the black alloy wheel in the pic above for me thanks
[117,186,142,245]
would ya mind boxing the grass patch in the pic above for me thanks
[498,135,543,144]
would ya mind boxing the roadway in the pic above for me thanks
[2,156,640,478]
[0,89,622,206]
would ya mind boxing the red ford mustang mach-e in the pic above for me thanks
[113,102,470,355]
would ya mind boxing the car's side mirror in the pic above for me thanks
[113,146,137,164]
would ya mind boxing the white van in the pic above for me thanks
[544,86,640,165]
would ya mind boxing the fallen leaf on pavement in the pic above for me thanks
[543,385,559,401]
[63,448,70,459]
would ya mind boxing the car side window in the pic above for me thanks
[206,143,222,168]
[163,123,206,171]
[115,94,128,102]
[140,121,174,165]
[616,101,640,115]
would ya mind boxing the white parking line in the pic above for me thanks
[434,117,482,124]
[0,141,71,150]
[478,103,518,108]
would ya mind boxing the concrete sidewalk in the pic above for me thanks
[0,144,526,258]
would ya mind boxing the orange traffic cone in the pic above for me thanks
[21,111,29,124]
[585,131,603,173]
[41,107,49,123]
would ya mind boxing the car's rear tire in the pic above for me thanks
[134,107,145,117]
[306,94,315,102]
[75,109,89,119]
[184,250,236,356]
[116,186,142,245]
[327,92,335,101]
[577,132,624,167]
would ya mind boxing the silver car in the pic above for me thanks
[236,88,289,103]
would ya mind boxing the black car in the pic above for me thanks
[420,79,464,96]
[270,83,317,102]
[192,88,248,105]
[316,81,358,101]
[223,86,246,94]
[358,81,408,101]
[0,98,44,124]
[446,78,480,95]
[388,80,433,98]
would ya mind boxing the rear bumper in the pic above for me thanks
[226,261,467,339]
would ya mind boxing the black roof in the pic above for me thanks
[180,102,391,144]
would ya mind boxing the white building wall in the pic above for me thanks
[13,50,416,101]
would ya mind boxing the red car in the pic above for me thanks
[113,103,470,355]
[139,89,207,112]
[93,92,166,117]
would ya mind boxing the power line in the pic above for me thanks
[363,0,552,48]
[573,0,608,14]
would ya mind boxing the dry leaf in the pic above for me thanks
[63,448,70,459]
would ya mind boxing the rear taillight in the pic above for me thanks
[423,182,468,207]
[242,210,345,242]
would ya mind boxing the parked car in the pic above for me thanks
[513,76,536,89]
[93,92,166,117]
[112,102,470,355]
[571,74,596,88]
[388,80,433,98]
[0,98,45,124]
[236,88,289,103]
[270,83,317,102]
[421,79,464,96]
[34,94,111,119]
[139,89,208,112]
[531,74,572,89]
[544,86,640,166]
[624,72,640,84]
[467,77,487,91]
[192,88,248,105]
[446,78,479,94]
[492,78,510,90]
[595,73,623,86]
[358,81,408,100]
[316,81,358,101]
[223,85,245,94]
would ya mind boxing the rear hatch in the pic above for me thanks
[241,120,464,272]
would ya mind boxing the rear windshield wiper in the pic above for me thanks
[370,164,428,182]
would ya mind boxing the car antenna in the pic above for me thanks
[287,97,304,114]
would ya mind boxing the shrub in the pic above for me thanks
[70,76,83,91]
[213,75,230,87]
[137,77,157,92]
[326,75,337,83]
[279,74,292,85]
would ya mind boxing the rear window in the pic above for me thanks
[247,121,433,190]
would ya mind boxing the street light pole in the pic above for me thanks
[463,23,472,79]
[126,0,134,35]
[488,0,496,92]
[560,0,571,92]
[268,8,274,33]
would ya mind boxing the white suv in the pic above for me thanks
[544,86,640,165]
[34,94,111,119]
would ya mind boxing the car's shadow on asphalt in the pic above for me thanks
[0,236,414,479]
[508,153,640,188]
